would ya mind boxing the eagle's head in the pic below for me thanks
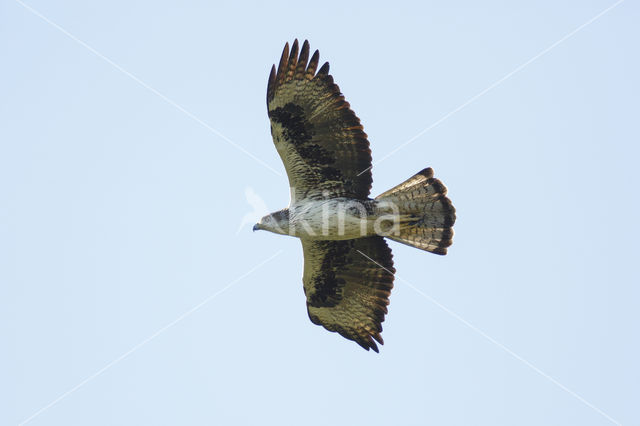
[253,209,290,235]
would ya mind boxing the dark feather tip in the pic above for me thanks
[418,167,434,178]
[318,61,330,75]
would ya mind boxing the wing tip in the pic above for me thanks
[367,337,381,353]
[317,61,330,75]
[267,64,276,105]
[269,40,333,103]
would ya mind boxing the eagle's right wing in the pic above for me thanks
[301,237,395,352]
[267,40,373,201]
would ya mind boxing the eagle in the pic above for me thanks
[254,40,456,352]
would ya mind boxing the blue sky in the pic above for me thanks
[1,1,639,425]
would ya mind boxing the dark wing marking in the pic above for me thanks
[301,237,395,352]
[267,39,373,201]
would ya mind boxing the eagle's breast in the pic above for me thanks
[288,198,378,240]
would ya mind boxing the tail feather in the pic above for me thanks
[376,168,456,255]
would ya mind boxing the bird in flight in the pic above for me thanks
[254,40,456,352]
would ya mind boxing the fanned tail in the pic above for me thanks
[376,168,456,255]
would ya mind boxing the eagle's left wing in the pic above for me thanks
[301,237,395,352]
[267,39,373,201]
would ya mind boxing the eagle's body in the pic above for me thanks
[259,198,386,240]
[255,40,456,352]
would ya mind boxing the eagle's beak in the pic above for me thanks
[252,223,260,232]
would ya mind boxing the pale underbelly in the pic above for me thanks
[288,199,399,240]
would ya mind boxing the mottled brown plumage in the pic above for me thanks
[376,168,456,254]
[260,40,456,352]
[302,237,394,352]
[267,39,372,201]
